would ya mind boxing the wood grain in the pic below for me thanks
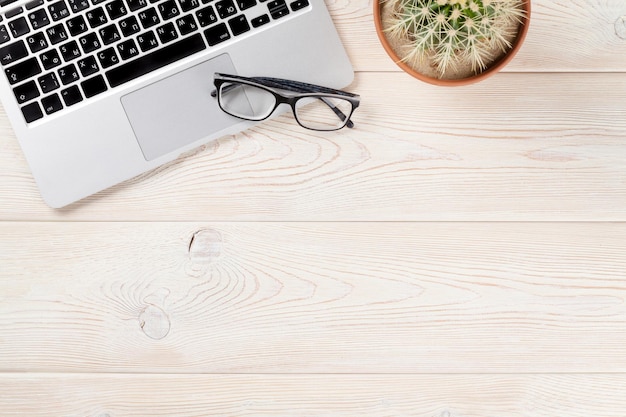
[2,72,625,221]
[1,1,625,413]
[1,374,626,416]
[2,222,626,373]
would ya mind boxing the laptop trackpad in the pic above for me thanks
[121,53,240,161]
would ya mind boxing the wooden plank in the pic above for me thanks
[332,0,626,72]
[1,374,626,416]
[2,222,626,373]
[1,72,625,221]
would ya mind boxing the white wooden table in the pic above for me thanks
[2,0,626,415]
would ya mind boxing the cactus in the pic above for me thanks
[383,0,526,77]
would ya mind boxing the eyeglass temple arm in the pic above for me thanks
[212,78,356,128]
[253,77,358,98]
[319,97,354,128]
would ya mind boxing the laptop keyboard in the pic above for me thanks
[0,0,310,123]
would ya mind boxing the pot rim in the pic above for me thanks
[373,0,532,86]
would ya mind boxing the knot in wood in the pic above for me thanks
[615,16,626,40]
[186,228,223,277]
[139,304,171,340]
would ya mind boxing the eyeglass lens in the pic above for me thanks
[219,83,276,120]
[294,96,353,130]
[218,81,353,130]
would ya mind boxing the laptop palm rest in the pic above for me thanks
[121,53,241,161]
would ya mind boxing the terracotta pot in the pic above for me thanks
[373,0,531,86]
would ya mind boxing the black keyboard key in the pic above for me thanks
[195,5,216,26]
[79,32,100,53]
[250,13,268,27]
[175,14,197,35]
[119,15,140,36]
[179,0,199,12]
[99,24,121,44]
[156,21,176,43]
[61,84,82,106]
[5,57,41,84]
[26,0,45,10]
[38,72,60,92]
[13,80,39,103]
[9,17,30,38]
[158,0,179,20]
[66,15,88,36]
[77,54,98,76]
[126,0,147,11]
[227,14,249,36]
[116,38,138,59]
[136,30,158,51]
[106,33,205,87]
[86,7,108,28]
[48,0,70,21]
[21,101,43,122]
[267,0,288,19]
[41,93,63,114]
[106,0,127,19]
[26,32,48,52]
[58,62,79,84]
[0,0,17,11]
[6,7,23,18]
[28,9,50,30]
[92,0,107,5]
[237,0,255,10]
[97,46,119,68]
[203,22,229,45]
[289,0,307,11]
[81,74,107,97]
[46,23,68,44]
[138,7,160,29]
[39,49,61,69]
[59,39,81,61]
[0,26,10,44]
[0,40,28,65]
[214,0,235,19]
[68,0,90,12]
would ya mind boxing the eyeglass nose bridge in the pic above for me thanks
[273,93,299,106]
[271,94,303,118]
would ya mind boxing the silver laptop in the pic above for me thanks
[0,0,353,207]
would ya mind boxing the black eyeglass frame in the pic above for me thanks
[212,73,361,131]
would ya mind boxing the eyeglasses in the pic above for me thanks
[211,73,360,131]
